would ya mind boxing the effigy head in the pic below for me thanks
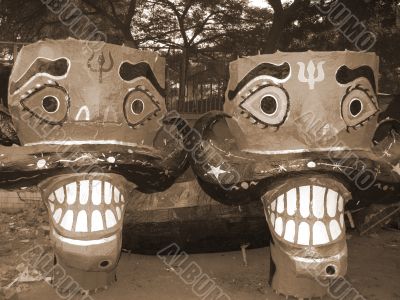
[190,51,399,298]
[8,38,166,146]
[0,39,188,292]
[224,51,379,153]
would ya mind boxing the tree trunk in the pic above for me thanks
[178,47,189,109]
[122,28,138,48]
[264,12,285,53]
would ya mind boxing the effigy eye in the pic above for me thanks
[240,84,290,127]
[123,86,161,127]
[20,84,69,125]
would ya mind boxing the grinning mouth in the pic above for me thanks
[46,179,125,235]
[264,185,346,246]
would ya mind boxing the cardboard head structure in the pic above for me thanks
[0,39,188,291]
[190,51,399,298]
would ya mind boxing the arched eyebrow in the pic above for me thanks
[119,61,165,97]
[9,57,69,94]
[228,62,290,101]
[336,65,376,92]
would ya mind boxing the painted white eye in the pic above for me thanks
[341,86,378,128]
[260,95,278,115]
[240,85,289,126]
[123,87,161,127]
[131,99,144,115]
[20,85,69,125]
[349,98,363,117]
[42,96,60,113]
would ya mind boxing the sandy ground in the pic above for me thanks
[1,209,400,300]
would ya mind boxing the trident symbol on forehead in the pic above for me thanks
[87,49,114,83]
[298,60,325,90]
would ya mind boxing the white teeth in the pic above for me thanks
[340,213,344,228]
[104,182,113,205]
[265,185,347,246]
[48,193,55,202]
[55,188,65,204]
[312,186,325,218]
[286,188,297,216]
[313,221,329,245]
[105,210,117,228]
[338,196,344,212]
[116,207,122,221]
[92,180,102,205]
[53,208,62,223]
[275,217,283,236]
[299,186,311,218]
[48,180,124,233]
[114,188,120,203]
[270,200,276,212]
[270,213,276,226]
[297,222,310,245]
[79,180,90,205]
[91,210,104,232]
[326,189,338,217]
[283,220,296,243]
[66,182,77,205]
[276,195,284,213]
[329,220,341,240]
[60,210,74,231]
[75,210,88,232]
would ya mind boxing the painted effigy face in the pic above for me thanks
[190,51,399,298]
[0,39,188,291]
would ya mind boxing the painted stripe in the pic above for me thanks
[52,230,117,246]
[243,147,361,155]
[24,140,138,147]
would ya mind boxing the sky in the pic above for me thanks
[249,0,270,8]
[249,0,293,9]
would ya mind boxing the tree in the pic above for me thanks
[263,0,311,53]
[0,0,140,45]
[132,0,246,102]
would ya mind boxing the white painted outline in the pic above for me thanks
[12,56,71,95]
[52,230,117,246]
[348,98,363,117]
[41,95,60,114]
[243,146,362,155]
[259,94,278,116]
[75,105,90,121]
[24,140,138,147]
[130,98,145,115]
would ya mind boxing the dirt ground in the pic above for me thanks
[1,208,400,300]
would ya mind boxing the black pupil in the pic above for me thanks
[260,96,277,115]
[131,99,144,114]
[42,96,59,113]
[350,99,362,116]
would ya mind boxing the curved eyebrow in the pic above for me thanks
[9,57,69,94]
[336,65,376,92]
[228,62,290,101]
[119,61,165,97]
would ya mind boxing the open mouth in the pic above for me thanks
[264,185,346,246]
[46,179,125,235]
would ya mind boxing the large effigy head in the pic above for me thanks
[0,39,188,292]
[190,51,399,298]
[224,51,379,153]
[9,38,166,146]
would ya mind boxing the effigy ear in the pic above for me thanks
[0,110,20,146]
[0,63,20,146]
[372,94,400,165]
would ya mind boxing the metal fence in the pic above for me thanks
[0,189,42,211]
